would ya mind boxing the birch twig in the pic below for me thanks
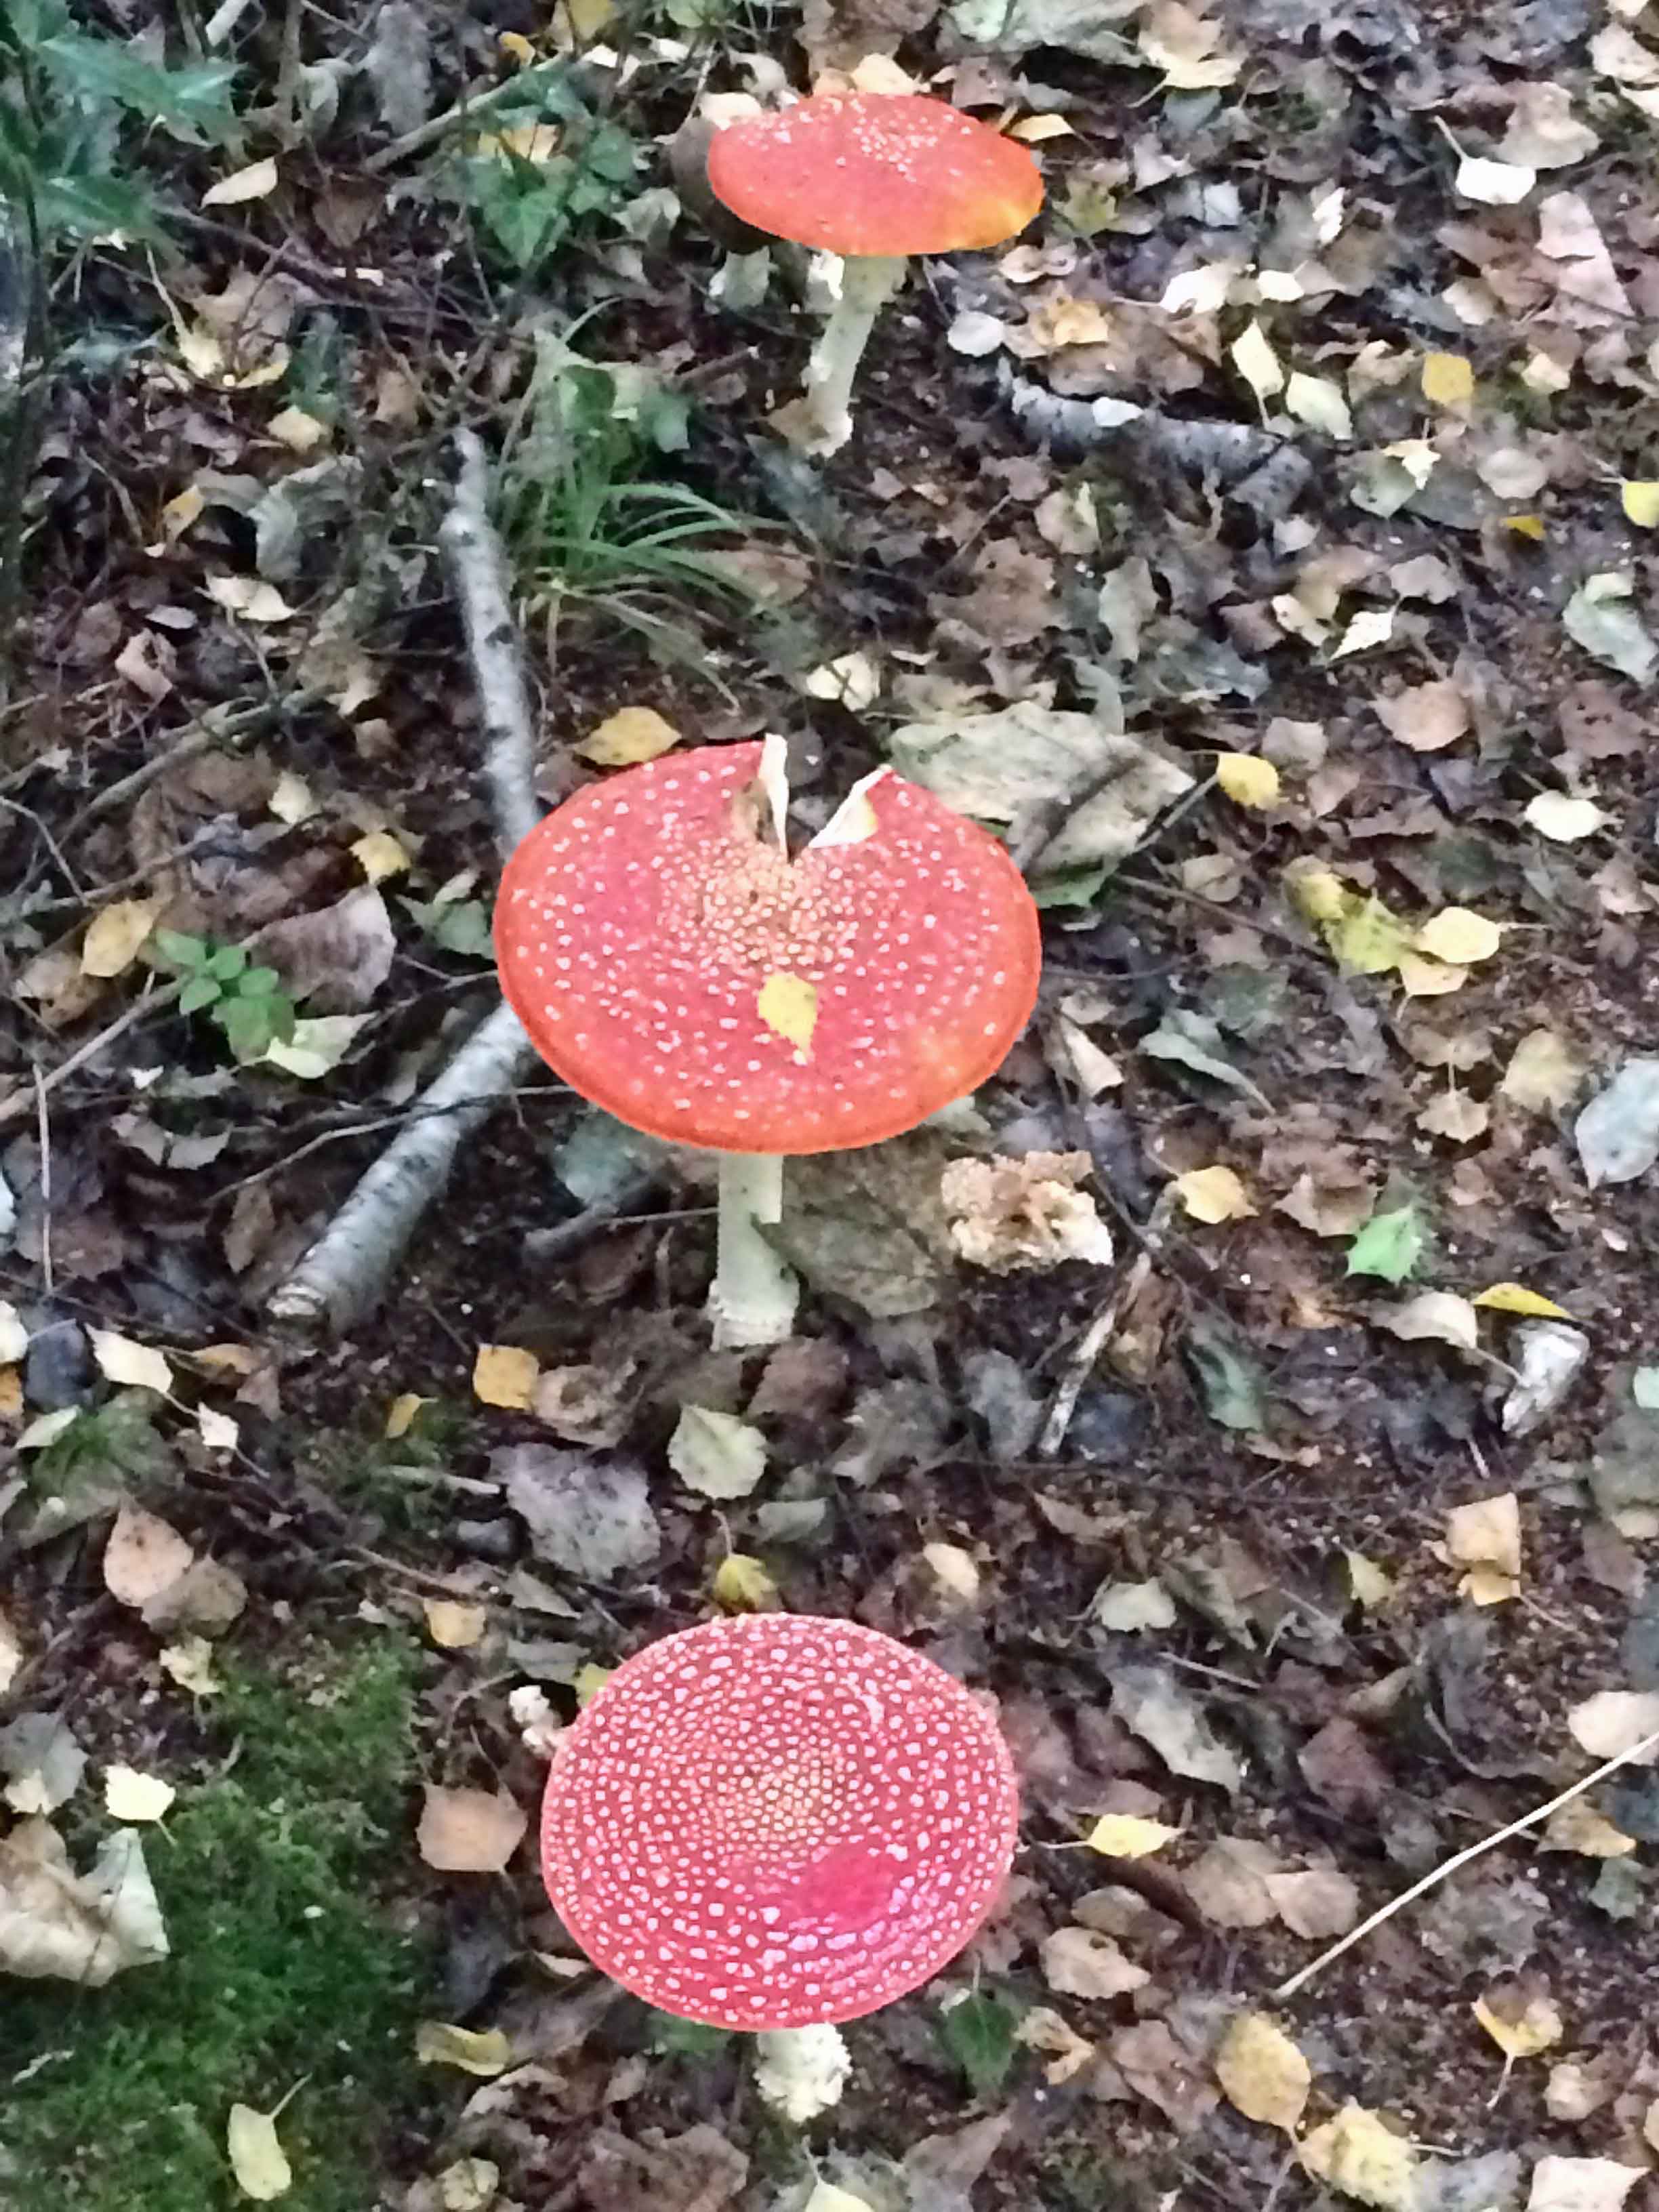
[268,432,539,1328]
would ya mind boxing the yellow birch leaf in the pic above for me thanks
[415,2022,512,2076]
[227,2104,293,2200]
[81,898,161,978]
[1300,2104,1419,2211]
[1414,907,1502,964]
[424,1599,487,1648]
[1472,1282,1571,1319]
[758,971,818,1061]
[1473,1991,1562,2060]
[1345,1551,1395,1608]
[351,832,410,883]
[712,1554,781,1612]
[1422,352,1475,406]
[1216,2012,1312,2133]
[472,1345,539,1410]
[576,706,682,766]
[267,407,330,454]
[90,1328,173,1395]
[385,1393,430,1438]
[1085,1813,1181,1858]
[1621,480,1659,528]
[1174,1165,1255,1223]
[1215,752,1281,808]
[1397,951,1469,997]
[1502,513,1546,540]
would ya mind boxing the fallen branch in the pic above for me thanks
[268,431,539,1328]
[439,429,543,858]
[1273,1723,1659,2002]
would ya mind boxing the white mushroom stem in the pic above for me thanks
[799,253,907,456]
[709,1152,799,1348]
[753,2022,851,2122]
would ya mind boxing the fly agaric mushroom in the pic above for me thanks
[701,92,1043,455]
[540,1614,1018,2108]
[494,736,1040,1347]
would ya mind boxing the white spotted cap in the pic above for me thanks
[493,739,1040,1155]
[539,1614,1020,2030]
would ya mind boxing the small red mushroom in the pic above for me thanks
[540,1614,1019,2032]
[494,736,1040,1343]
[700,93,1044,453]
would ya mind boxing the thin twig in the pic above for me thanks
[1038,1189,1173,1458]
[33,1065,52,1297]
[0,978,181,1127]
[1273,1726,1659,2002]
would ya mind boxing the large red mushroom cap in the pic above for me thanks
[540,1614,1019,2030]
[493,740,1040,1155]
[705,93,1044,260]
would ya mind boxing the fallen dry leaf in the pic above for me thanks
[1445,1493,1523,1605]
[1300,2104,1419,2211]
[472,1344,539,1411]
[1216,2012,1311,2133]
[226,2102,293,2200]
[1473,1986,1562,2062]
[415,1785,527,1874]
[1040,1925,1151,1999]
[1526,2159,1646,2212]
[1174,1164,1255,1223]
[1566,1691,1659,1762]
[104,1507,196,1611]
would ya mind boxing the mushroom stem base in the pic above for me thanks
[710,1152,799,1348]
[799,253,907,456]
[753,2022,851,2122]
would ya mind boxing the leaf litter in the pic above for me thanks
[7,0,1659,2203]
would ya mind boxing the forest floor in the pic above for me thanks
[3,0,1659,2207]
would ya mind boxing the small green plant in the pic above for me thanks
[648,2011,734,2060]
[444,68,638,275]
[0,0,238,250]
[156,931,296,1065]
[499,337,771,665]
[935,1988,1022,2100]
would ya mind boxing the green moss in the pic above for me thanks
[0,1637,436,2211]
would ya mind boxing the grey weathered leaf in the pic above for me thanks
[495,1446,659,1581]
[1109,1662,1242,1793]
[1576,1058,1659,1186]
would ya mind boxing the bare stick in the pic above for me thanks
[438,428,542,859]
[1273,1726,1659,2003]
[267,1000,534,1327]
[268,433,539,1327]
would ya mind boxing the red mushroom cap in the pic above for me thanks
[705,93,1044,260]
[493,741,1040,1155]
[540,1614,1019,2029]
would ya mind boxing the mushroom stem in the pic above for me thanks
[709,1152,799,1347]
[753,2023,851,2122]
[800,253,907,456]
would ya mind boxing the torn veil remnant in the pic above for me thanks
[701,93,1043,455]
[539,1614,1019,2110]
[494,736,1040,1346]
